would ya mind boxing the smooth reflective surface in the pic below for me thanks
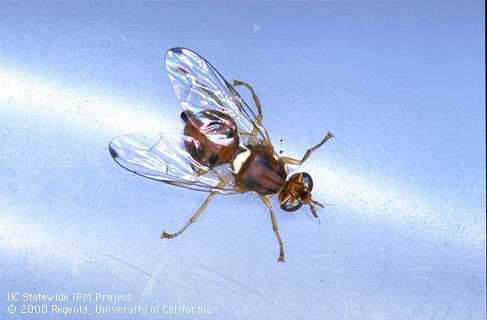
[1,2,485,319]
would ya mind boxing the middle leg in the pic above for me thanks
[233,79,272,143]
[233,79,263,125]
[161,191,217,239]
[161,177,229,239]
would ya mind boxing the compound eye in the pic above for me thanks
[280,197,303,212]
[299,172,313,191]
[288,172,313,191]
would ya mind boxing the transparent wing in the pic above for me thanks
[109,132,237,194]
[165,47,269,146]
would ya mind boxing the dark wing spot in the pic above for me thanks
[109,145,119,158]
[180,111,189,122]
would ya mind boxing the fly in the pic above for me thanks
[109,47,333,262]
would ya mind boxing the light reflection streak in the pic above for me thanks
[0,69,176,134]
[312,165,484,246]
[0,68,483,256]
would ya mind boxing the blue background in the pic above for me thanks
[0,2,485,319]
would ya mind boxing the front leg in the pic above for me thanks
[281,131,334,165]
[259,195,285,263]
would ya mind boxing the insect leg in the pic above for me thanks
[281,131,334,165]
[232,80,263,125]
[161,191,217,239]
[161,174,230,239]
[232,80,272,142]
[259,195,285,263]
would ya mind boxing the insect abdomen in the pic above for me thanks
[182,110,239,169]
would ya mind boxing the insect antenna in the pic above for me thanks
[309,203,321,227]
[311,199,324,208]
[309,199,326,221]
[310,202,319,218]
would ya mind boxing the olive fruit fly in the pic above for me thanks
[109,48,333,262]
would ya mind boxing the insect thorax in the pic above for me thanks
[232,145,288,195]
